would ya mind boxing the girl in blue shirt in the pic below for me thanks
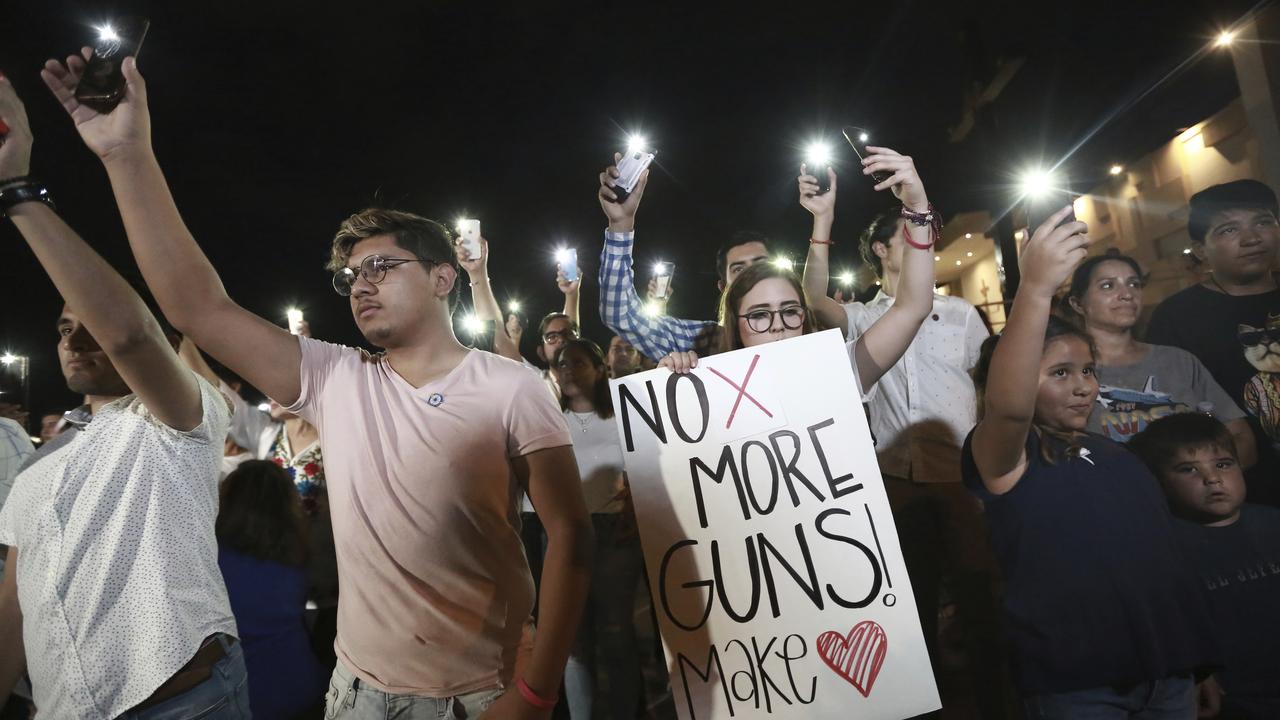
[964,206,1218,719]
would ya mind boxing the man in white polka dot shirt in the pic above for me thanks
[0,79,246,717]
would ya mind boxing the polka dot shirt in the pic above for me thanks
[0,374,237,718]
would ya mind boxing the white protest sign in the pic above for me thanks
[611,329,940,720]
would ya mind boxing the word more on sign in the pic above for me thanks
[611,329,940,720]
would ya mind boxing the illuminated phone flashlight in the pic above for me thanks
[462,313,486,335]
[627,134,647,154]
[804,141,833,169]
[286,308,305,335]
[96,23,120,42]
[858,131,869,143]
[642,301,662,317]
[838,271,855,286]
[1018,168,1056,199]
[772,256,794,271]
[507,300,522,313]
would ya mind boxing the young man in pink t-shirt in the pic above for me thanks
[42,53,593,718]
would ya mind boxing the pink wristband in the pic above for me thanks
[516,677,557,710]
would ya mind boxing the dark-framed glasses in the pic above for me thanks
[333,255,429,296]
[542,328,579,344]
[738,305,806,333]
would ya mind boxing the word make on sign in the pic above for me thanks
[611,329,940,720]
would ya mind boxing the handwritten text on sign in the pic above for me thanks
[611,330,941,720]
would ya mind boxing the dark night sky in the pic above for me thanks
[1,0,1260,417]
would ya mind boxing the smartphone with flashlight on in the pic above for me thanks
[804,142,833,195]
[652,261,675,301]
[557,248,579,283]
[612,149,655,203]
[75,17,150,112]
[456,218,482,261]
[842,126,888,184]
[1025,188,1080,237]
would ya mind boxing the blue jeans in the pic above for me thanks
[120,635,250,720]
[1024,675,1195,720]
[324,660,504,719]
[564,513,643,720]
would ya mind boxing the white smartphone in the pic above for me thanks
[286,308,305,335]
[557,248,579,283]
[652,261,675,300]
[456,218,482,260]
[613,149,655,202]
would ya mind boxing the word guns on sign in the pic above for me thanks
[611,330,940,720]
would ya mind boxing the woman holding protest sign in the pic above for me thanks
[661,144,936,397]
[964,207,1218,718]
[550,339,642,720]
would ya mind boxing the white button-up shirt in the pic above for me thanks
[845,292,988,483]
[0,375,237,719]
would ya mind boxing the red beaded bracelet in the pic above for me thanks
[516,677,558,710]
[900,203,942,250]
[809,237,834,246]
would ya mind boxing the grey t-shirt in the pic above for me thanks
[1089,344,1245,442]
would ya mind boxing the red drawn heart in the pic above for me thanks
[816,620,888,697]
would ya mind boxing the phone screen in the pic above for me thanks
[652,262,675,300]
[842,126,887,183]
[75,17,150,111]
[558,249,579,283]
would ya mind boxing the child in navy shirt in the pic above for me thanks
[963,205,1218,719]
[1130,414,1280,720]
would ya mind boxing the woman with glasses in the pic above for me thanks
[549,339,642,720]
[661,145,937,397]
[1063,252,1257,467]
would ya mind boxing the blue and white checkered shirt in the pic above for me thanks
[598,229,721,360]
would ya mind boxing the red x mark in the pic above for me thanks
[707,354,773,429]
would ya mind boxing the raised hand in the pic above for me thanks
[798,164,837,219]
[1018,205,1091,299]
[556,267,582,295]
[861,146,928,210]
[40,49,150,162]
[0,75,33,179]
[598,152,649,232]
[457,236,490,277]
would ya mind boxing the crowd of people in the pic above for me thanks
[0,44,1277,720]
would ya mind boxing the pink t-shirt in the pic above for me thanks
[287,337,571,695]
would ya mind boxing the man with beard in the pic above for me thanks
[0,77,242,717]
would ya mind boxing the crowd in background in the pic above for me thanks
[0,41,1278,720]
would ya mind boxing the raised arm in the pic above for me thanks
[799,166,849,335]
[850,147,935,390]
[458,237,523,362]
[41,51,302,407]
[557,269,581,329]
[0,78,200,430]
[597,159,717,359]
[971,206,1088,494]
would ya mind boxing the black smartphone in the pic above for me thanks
[1025,189,1080,237]
[842,126,888,183]
[75,17,150,112]
[0,360,27,411]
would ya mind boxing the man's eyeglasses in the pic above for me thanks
[738,306,806,333]
[333,255,432,296]
[542,329,578,344]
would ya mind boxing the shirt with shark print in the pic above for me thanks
[1087,344,1245,442]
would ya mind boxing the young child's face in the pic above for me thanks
[1034,336,1099,433]
[1159,444,1245,526]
